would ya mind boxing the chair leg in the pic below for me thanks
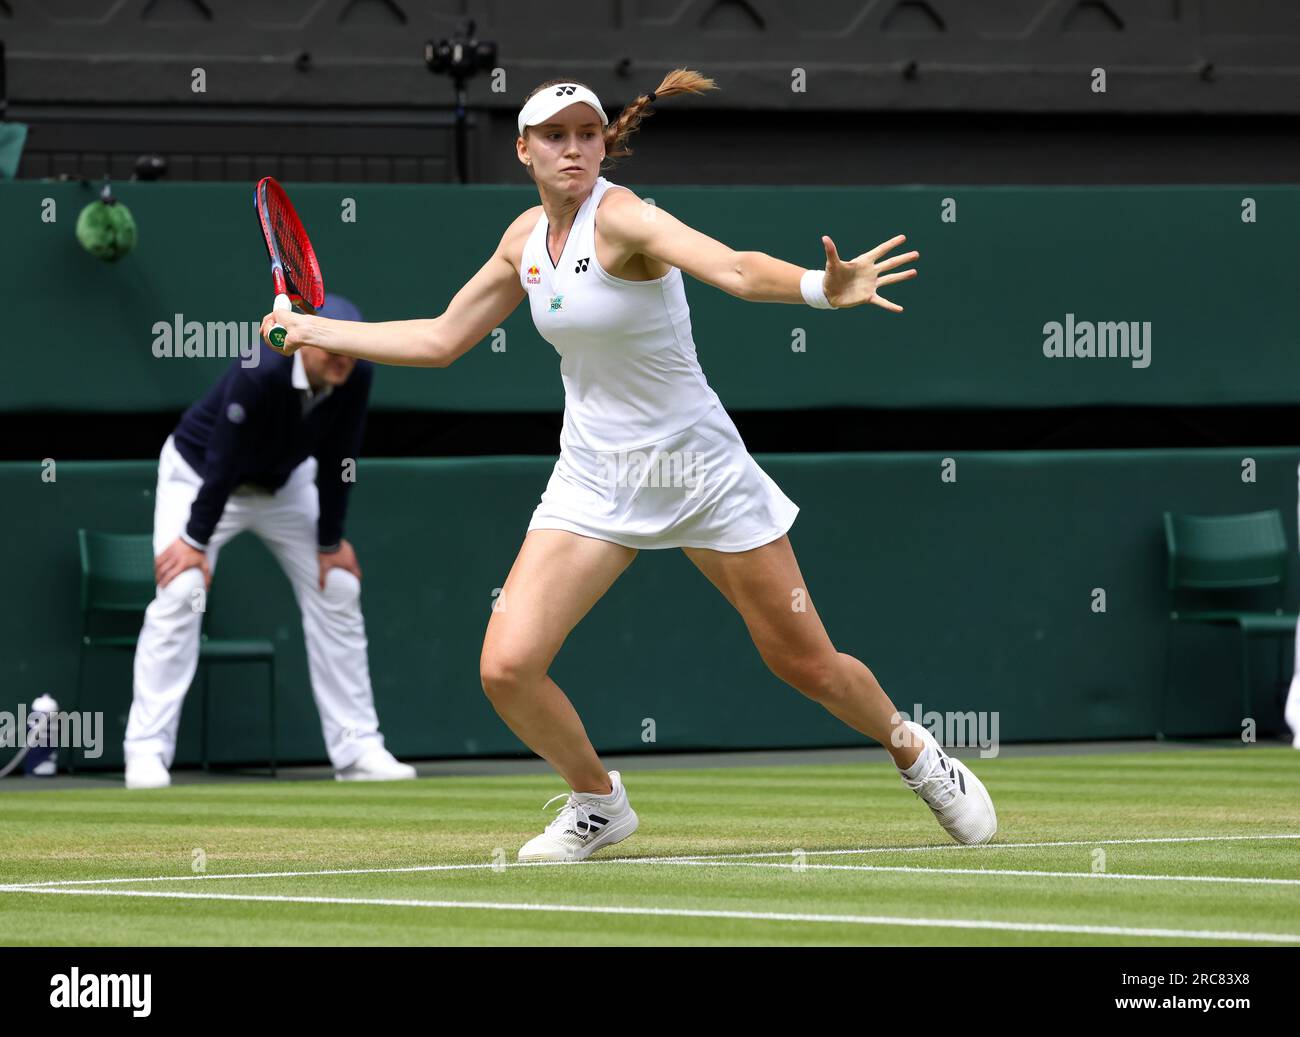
[1157,622,1175,740]
[69,644,86,775]
[1239,627,1252,735]
[267,657,277,779]
[201,663,210,773]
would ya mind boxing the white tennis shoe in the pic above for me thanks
[897,720,997,845]
[124,752,171,790]
[334,746,417,782]
[518,770,639,862]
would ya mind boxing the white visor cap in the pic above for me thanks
[518,83,609,137]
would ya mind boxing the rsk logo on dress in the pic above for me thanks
[549,294,564,312]
[525,264,541,285]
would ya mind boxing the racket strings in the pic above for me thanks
[270,205,310,288]
[262,183,324,308]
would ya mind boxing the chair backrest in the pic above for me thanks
[1162,510,1289,590]
[78,530,156,614]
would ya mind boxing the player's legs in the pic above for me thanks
[126,437,246,768]
[682,534,921,769]
[252,460,384,771]
[685,533,997,844]
[480,528,637,793]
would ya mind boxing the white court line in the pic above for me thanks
[1,832,1296,890]
[1,886,1296,944]
[4,858,1296,890]
[658,833,1300,860]
[666,861,1300,885]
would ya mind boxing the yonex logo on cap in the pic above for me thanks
[555,85,577,95]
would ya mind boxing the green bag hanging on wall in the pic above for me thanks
[75,180,137,262]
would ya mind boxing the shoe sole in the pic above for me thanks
[518,807,640,863]
[334,770,417,782]
[124,779,170,790]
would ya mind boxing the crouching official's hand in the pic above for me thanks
[319,539,362,591]
[155,537,212,590]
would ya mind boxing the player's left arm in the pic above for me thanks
[597,189,919,312]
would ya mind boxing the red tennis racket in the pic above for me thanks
[253,176,325,348]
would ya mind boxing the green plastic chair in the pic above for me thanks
[73,530,277,776]
[1159,510,1296,739]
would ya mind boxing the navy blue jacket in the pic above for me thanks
[171,296,372,551]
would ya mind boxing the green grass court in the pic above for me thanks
[2,746,1297,946]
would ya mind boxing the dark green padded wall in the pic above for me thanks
[2,449,1294,769]
[1,181,1294,412]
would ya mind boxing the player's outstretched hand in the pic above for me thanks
[155,537,211,590]
[260,308,305,356]
[822,233,919,313]
[318,539,362,591]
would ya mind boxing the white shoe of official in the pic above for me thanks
[334,747,417,782]
[896,720,997,845]
[124,753,171,790]
[518,770,639,863]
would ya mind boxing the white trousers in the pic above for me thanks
[1289,464,1300,746]
[1286,622,1300,747]
[125,436,385,769]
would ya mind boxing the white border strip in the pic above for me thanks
[2,886,1296,944]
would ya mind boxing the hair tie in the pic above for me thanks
[645,91,657,103]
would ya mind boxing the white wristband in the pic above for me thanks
[800,269,834,309]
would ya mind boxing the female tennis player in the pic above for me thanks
[262,69,997,859]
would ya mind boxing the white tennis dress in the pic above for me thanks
[521,175,798,552]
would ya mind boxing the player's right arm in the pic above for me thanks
[261,212,533,368]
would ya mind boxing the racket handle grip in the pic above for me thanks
[269,293,292,349]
